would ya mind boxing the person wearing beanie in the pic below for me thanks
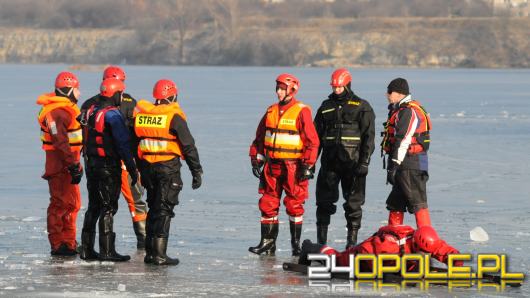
[313,68,375,249]
[382,77,434,230]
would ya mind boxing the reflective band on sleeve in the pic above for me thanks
[324,137,336,140]
[321,246,333,253]
[49,121,57,135]
[321,108,335,114]
[341,136,361,140]
[289,216,303,223]
[397,236,412,246]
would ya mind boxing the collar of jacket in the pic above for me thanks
[394,94,412,109]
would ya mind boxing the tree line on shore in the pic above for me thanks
[0,0,527,67]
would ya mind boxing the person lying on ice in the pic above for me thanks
[298,224,462,268]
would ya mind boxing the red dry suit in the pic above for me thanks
[37,93,82,251]
[319,225,461,270]
[249,99,319,225]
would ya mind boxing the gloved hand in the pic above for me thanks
[251,158,263,179]
[354,162,369,177]
[298,164,314,181]
[192,171,202,190]
[129,169,139,186]
[386,161,400,185]
[67,163,83,184]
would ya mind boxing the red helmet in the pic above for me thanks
[413,226,440,253]
[100,78,125,97]
[103,65,126,81]
[55,71,79,89]
[153,79,178,100]
[330,68,352,87]
[276,73,300,96]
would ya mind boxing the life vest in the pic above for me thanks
[36,93,82,152]
[264,102,307,159]
[84,104,119,158]
[381,100,431,155]
[133,100,185,163]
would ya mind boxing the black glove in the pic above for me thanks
[129,169,139,186]
[386,161,400,185]
[354,162,369,177]
[298,164,314,181]
[192,171,202,190]
[67,163,83,184]
[251,158,263,179]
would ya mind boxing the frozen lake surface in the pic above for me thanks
[0,65,528,296]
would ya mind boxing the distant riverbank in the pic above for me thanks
[1,17,528,68]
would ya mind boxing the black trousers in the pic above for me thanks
[386,169,428,214]
[142,158,182,239]
[82,158,121,235]
[315,160,366,229]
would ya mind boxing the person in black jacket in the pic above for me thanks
[80,78,139,262]
[79,66,148,250]
[313,68,375,248]
[135,79,202,266]
[382,78,433,229]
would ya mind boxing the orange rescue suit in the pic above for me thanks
[134,100,186,163]
[264,103,307,159]
[37,93,82,152]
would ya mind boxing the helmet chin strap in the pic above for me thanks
[156,95,177,105]
[56,87,78,103]
[56,87,73,97]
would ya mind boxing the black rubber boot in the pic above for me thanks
[290,221,302,256]
[133,220,146,250]
[51,243,77,257]
[152,237,179,266]
[248,223,278,256]
[298,239,324,265]
[99,232,131,262]
[80,231,99,260]
[346,228,358,249]
[143,235,154,264]
[316,224,328,245]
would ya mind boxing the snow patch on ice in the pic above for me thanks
[470,226,489,242]
[455,111,466,117]
[334,239,346,243]
[516,232,530,237]
[6,264,30,270]
[22,216,42,222]
[23,254,47,258]
[117,284,126,291]
[476,200,485,204]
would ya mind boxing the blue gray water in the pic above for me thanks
[0,65,528,296]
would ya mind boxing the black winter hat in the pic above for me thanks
[387,78,409,95]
